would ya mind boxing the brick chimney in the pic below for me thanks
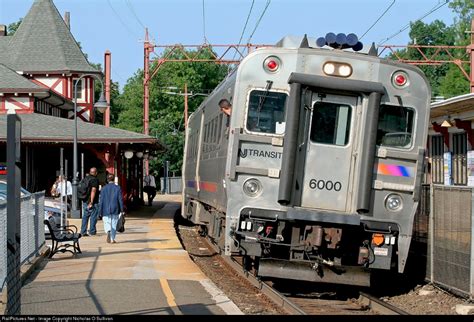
[64,12,70,30]
[0,25,6,36]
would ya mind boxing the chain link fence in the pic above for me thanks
[425,185,473,298]
[1,192,45,294]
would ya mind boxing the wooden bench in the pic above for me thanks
[44,218,82,258]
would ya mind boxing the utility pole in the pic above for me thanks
[470,18,474,93]
[104,50,111,127]
[143,28,153,175]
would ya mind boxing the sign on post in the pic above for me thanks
[443,152,452,186]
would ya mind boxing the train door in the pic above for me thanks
[300,93,358,212]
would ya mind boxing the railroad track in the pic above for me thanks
[178,223,408,315]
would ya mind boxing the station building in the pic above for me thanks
[428,93,474,186]
[0,0,164,209]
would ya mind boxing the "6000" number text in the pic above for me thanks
[309,179,342,192]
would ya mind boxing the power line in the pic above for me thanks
[246,0,271,44]
[231,0,255,62]
[236,0,255,46]
[378,0,449,45]
[106,0,139,38]
[125,0,146,30]
[360,0,396,40]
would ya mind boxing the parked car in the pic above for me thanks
[0,180,62,237]
[0,180,32,197]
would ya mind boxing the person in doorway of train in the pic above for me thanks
[99,173,124,244]
[143,172,157,206]
[219,98,232,136]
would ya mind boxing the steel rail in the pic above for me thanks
[203,238,306,315]
[359,292,410,315]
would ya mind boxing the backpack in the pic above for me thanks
[77,176,90,201]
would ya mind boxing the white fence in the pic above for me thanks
[0,192,45,291]
[160,176,182,194]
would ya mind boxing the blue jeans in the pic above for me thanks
[80,202,99,235]
[103,214,119,241]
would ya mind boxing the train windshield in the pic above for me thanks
[376,105,415,148]
[246,90,287,134]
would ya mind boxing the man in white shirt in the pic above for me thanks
[55,175,72,209]
[143,173,157,206]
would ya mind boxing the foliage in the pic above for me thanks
[387,2,472,98]
[114,48,228,176]
[88,62,121,125]
[7,19,22,35]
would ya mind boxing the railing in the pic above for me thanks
[0,192,45,291]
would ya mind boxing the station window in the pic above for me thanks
[246,90,287,134]
[73,78,84,100]
[310,102,352,146]
[376,105,414,148]
[431,135,444,184]
[452,132,467,185]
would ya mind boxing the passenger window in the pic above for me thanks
[246,90,287,134]
[310,102,352,146]
[218,114,223,144]
[376,105,414,148]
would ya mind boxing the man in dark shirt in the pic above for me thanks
[80,167,100,236]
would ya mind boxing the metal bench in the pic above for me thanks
[44,217,82,258]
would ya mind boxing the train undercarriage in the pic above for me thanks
[186,200,399,287]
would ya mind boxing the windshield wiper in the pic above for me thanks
[256,80,273,126]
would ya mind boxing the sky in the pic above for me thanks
[0,0,458,91]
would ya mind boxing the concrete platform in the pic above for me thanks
[21,197,242,315]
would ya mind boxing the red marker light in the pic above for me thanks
[267,60,278,70]
[392,71,409,88]
[263,56,281,73]
[395,74,406,86]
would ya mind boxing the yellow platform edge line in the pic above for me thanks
[159,278,182,315]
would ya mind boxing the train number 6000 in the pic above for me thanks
[309,179,342,192]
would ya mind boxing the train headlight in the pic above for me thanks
[385,194,403,212]
[243,178,262,197]
[323,61,352,77]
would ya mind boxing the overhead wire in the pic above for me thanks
[246,0,271,44]
[360,0,396,40]
[378,0,449,45]
[230,0,256,68]
[106,0,139,38]
[125,0,147,30]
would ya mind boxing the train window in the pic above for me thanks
[218,114,223,144]
[246,90,287,134]
[213,117,218,143]
[310,102,352,146]
[376,105,414,148]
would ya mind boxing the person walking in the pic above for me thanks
[80,167,100,236]
[99,174,124,243]
[143,172,157,206]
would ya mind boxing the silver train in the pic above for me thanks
[182,35,430,286]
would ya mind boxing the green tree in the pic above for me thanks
[115,47,228,176]
[7,19,22,35]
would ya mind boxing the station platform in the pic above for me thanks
[21,196,242,315]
